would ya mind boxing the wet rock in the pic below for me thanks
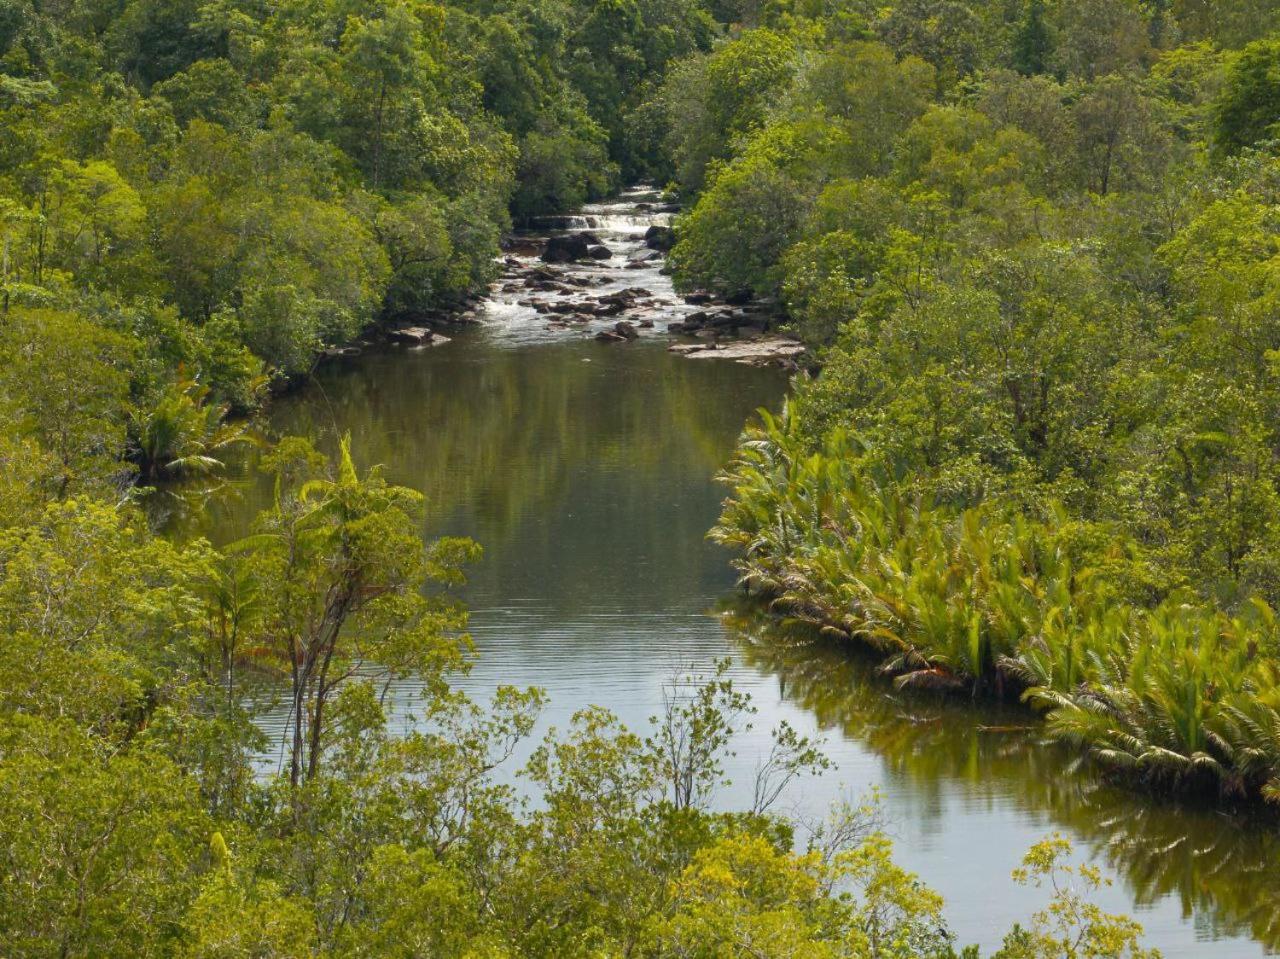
[613,321,640,340]
[668,342,715,355]
[587,245,612,260]
[724,289,753,306]
[638,318,654,329]
[389,326,433,345]
[595,330,627,343]
[684,336,806,364]
[501,236,542,255]
[682,291,714,305]
[541,233,591,262]
[323,345,362,359]
[644,225,675,251]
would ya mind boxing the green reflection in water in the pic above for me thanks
[161,330,791,615]
[723,603,1280,951]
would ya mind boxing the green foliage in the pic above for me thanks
[993,836,1159,959]
[711,407,1280,801]
[0,309,134,495]
[1214,38,1280,155]
[130,377,260,482]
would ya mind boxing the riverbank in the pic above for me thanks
[711,411,1280,809]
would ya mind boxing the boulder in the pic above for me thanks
[682,291,714,305]
[541,233,591,262]
[685,336,806,363]
[323,345,362,359]
[613,321,640,340]
[595,330,627,343]
[644,225,676,252]
[587,245,613,260]
[668,342,715,355]
[389,326,432,345]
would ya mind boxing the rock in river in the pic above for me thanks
[684,336,805,365]
[389,326,433,345]
[644,225,675,252]
[541,233,592,263]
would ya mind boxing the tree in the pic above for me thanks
[1013,0,1053,76]
[993,836,1160,959]
[0,716,210,959]
[1213,38,1280,155]
[232,436,478,790]
[0,309,134,495]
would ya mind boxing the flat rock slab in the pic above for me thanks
[390,326,433,344]
[683,337,805,362]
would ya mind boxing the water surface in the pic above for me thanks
[183,196,1279,957]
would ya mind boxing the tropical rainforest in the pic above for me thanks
[0,0,1278,955]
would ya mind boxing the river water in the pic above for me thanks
[184,190,1280,957]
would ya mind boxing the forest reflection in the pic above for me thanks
[723,603,1280,951]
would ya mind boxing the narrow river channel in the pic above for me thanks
[179,191,1280,958]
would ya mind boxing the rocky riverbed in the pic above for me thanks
[470,185,806,368]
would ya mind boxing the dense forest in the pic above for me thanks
[1,0,1279,955]
[692,2,1280,804]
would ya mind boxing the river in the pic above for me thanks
[178,189,1280,957]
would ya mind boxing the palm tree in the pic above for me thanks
[130,377,261,482]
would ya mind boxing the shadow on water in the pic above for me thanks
[721,601,1280,953]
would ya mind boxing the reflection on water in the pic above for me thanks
[165,198,1280,957]
[724,606,1280,956]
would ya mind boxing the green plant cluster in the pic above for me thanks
[692,1,1280,802]
[714,412,1280,801]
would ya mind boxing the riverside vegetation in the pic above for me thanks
[1,0,1278,957]
[687,5,1280,803]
